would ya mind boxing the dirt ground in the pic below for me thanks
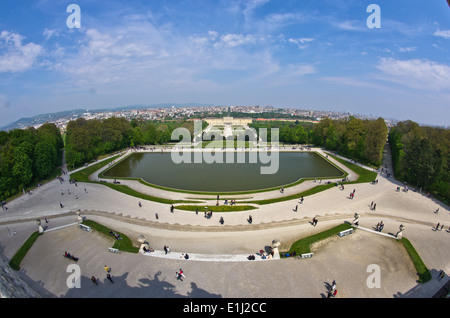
[13,217,429,299]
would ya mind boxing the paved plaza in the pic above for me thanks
[0,147,449,298]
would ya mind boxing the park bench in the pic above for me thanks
[79,224,91,232]
[338,229,354,237]
[108,247,120,253]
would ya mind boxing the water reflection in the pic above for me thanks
[103,152,343,192]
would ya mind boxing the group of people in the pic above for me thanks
[109,230,122,240]
[374,221,384,232]
[64,251,79,262]
[327,280,337,298]
[143,245,154,253]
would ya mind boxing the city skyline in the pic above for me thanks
[1,1,449,128]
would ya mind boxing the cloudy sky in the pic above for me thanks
[0,0,449,127]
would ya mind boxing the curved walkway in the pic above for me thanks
[0,146,449,298]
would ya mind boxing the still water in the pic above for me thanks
[103,152,343,192]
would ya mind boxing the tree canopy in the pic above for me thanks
[389,120,449,203]
[0,123,63,199]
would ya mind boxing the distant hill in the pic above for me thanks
[0,103,213,131]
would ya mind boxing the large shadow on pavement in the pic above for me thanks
[62,271,222,298]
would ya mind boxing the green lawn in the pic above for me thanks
[281,223,353,256]
[398,238,432,283]
[175,205,257,212]
[9,231,43,271]
[81,220,140,254]
[70,155,121,182]
[72,154,197,204]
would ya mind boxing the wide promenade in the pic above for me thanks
[0,146,449,298]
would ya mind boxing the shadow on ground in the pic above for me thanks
[60,271,222,298]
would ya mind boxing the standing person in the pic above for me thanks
[155,213,159,220]
[294,205,298,212]
[373,203,376,211]
[371,201,374,209]
[60,202,64,208]
[104,265,111,273]
[107,273,114,283]
[164,245,168,254]
[331,280,336,291]
[436,223,440,231]
[248,215,253,224]
[139,201,142,207]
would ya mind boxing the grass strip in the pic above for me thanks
[70,155,121,182]
[9,231,43,271]
[71,154,197,204]
[282,223,353,257]
[245,153,376,205]
[246,182,336,205]
[175,205,257,212]
[398,238,432,283]
[82,220,139,254]
[101,183,198,204]
[327,153,378,183]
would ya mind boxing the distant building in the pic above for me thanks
[205,117,253,126]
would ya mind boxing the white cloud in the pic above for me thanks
[0,31,43,73]
[43,28,58,40]
[288,38,314,49]
[376,58,450,91]
[333,20,366,32]
[397,46,417,52]
[214,33,257,48]
[433,29,450,39]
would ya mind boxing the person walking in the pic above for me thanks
[176,269,185,281]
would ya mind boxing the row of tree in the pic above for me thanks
[311,117,388,166]
[251,117,388,166]
[249,120,314,144]
[64,117,207,168]
[0,123,63,199]
[389,120,449,203]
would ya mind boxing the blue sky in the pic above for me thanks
[0,0,449,127]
